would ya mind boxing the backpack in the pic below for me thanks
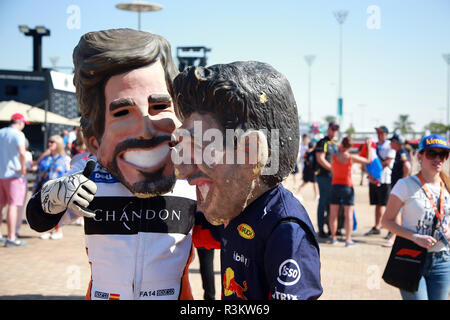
[304,149,317,171]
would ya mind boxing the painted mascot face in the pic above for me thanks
[94,61,181,197]
[173,112,260,225]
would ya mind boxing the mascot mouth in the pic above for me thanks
[122,144,170,170]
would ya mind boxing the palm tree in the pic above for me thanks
[324,115,337,123]
[393,114,414,134]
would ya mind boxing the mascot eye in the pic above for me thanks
[153,103,169,110]
[113,109,129,117]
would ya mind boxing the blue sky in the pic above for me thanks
[0,0,449,133]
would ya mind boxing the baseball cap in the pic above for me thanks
[390,134,405,144]
[418,134,450,153]
[328,121,339,130]
[11,113,29,124]
[375,126,389,134]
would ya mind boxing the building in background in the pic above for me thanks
[0,69,79,155]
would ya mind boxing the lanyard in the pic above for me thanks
[417,172,444,223]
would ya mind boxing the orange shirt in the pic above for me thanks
[331,153,353,187]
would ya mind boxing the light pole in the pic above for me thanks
[19,25,51,148]
[18,25,50,72]
[443,54,450,136]
[116,0,163,31]
[333,10,349,127]
[304,55,316,124]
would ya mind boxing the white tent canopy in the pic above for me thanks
[0,100,79,126]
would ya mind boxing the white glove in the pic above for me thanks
[40,159,97,218]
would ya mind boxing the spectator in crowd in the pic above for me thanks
[390,134,412,187]
[383,134,412,247]
[0,113,29,247]
[365,126,396,236]
[297,141,319,201]
[315,121,339,238]
[70,129,87,156]
[382,134,450,300]
[299,134,310,171]
[61,130,69,150]
[66,126,79,153]
[329,136,372,246]
[16,138,34,238]
[290,135,309,188]
[69,129,90,227]
[34,135,71,240]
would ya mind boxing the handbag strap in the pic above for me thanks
[411,174,445,241]
[416,172,444,223]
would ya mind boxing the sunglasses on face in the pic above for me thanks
[424,149,450,161]
[48,140,56,144]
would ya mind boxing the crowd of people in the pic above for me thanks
[0,117,87,246]
[1,112,448,300]
[0,27,448,301]
[294,123,414,246]
[293,123,449,300]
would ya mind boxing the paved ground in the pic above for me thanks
[0,172,407,300]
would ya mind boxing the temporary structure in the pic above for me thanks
[0,100,79,126]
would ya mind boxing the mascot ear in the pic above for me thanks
[237,130,269,174]
[86,136,100,156]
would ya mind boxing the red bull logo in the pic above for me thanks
[223,267,248,300]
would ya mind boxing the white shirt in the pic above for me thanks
[299,143,308,167]
[377,140,396,184]
[67,130,77,146]
[391,175,450,252]
[0,126,26,178]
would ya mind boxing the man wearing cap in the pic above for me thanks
[390,134,411,188]
[0,113,29,247]
[314,121,339,238]
[365,126,396,236]
[382,134,412,246]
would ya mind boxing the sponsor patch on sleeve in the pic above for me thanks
[277,259,301,286]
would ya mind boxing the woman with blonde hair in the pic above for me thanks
[382,134,450,300]
[34,135,71,240]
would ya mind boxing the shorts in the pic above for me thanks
[0,177,27,206]
[369,183,391,206]
[292,164,299,174]
[329,185,354,206]
[302,166,316,182]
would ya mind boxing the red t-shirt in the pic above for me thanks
[331,154,353,187]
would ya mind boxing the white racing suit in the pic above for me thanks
[26,156,197,300]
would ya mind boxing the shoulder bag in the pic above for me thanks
[382,174,444,292]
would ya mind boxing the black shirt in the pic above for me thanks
[315,136,338,177]
[391,147,410,187]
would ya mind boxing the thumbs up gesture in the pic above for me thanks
[40,159,98,218]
